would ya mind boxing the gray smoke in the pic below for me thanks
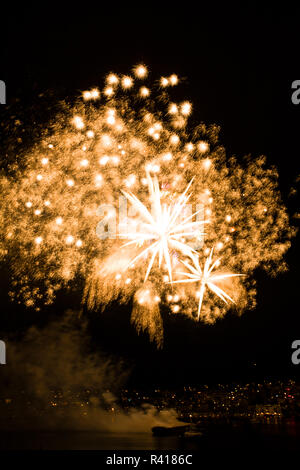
[0,311,181,432]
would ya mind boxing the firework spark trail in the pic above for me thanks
[0,65,295,346]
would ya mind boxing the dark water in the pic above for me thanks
[1,422,299,451]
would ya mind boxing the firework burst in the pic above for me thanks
[0,64,295,346]
[169,249,244,319]
[120,173,205,283]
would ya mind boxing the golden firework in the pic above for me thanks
[169,249,244,319]
[120,173,205,282]
[0,64,295,346]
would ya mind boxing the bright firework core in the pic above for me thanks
[119,173,206,283]
[0,64,295,347]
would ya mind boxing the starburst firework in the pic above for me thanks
[170,249,244,319]
[120,173,205,282]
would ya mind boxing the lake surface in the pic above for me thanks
[1,422,299,451]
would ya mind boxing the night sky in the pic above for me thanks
[1,4,300,386]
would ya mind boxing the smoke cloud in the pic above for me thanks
[0,312,181,432]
